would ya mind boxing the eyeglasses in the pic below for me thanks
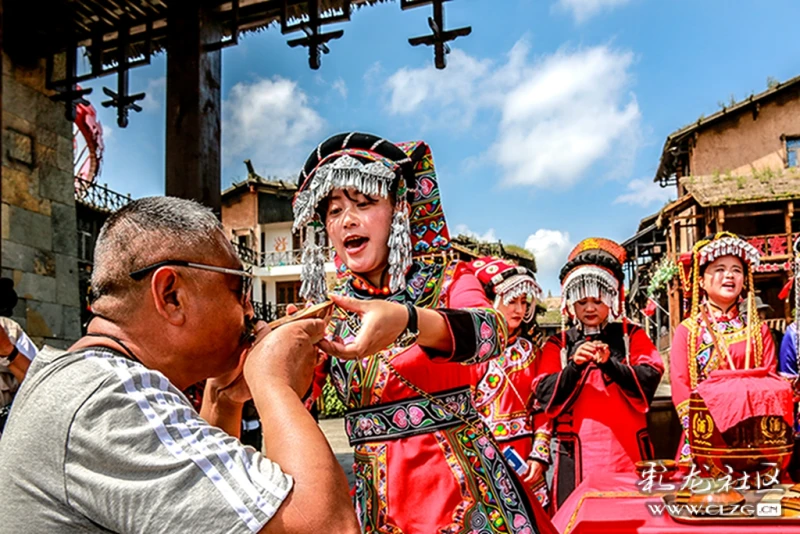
[129,260,254,304]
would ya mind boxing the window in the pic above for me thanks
[276,281,302,305]
[260,232,266,254]
[788,137,800,168]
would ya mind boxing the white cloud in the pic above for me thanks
[385,49,492,128]
[363,62,385,94]
[454,224,498,243]
[614,178,674,207]
[140,77,166,112]
[494,46,640,188]
[222,77,324,177]
[524,229,573,292]
[331,78,348,99]
[554,0,634,23]
[383,40,640,189]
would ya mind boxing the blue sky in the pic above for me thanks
[82,0,800,293]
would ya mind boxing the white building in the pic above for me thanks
[221,161,336,320]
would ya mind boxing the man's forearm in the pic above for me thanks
[254,382,358,533]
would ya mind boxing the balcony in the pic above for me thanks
[232,242,335,268]
[252,301,306,323]
[744,233,796,271]
[75,177,132,213]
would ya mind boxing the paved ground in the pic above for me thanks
[319,417,355,486]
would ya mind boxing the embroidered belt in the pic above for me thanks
[344,386,479,446]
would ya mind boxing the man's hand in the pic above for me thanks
[244,318,326,397]
[316,294,408,360]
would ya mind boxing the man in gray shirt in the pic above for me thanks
[0,197,358,534]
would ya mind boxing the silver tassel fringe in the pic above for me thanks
[387,205,412,293]
[299,224,327,303]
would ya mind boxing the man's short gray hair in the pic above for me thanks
[91,196,225,301]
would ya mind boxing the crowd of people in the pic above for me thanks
[0,132,797,533]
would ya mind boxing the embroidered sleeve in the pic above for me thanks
[534,359,589,415]
[670,323,693,462]
[529,418,552,464]
[424,268,508,363]
[669,323,692,414]
[428,308,508,364]
[676,399,692,462]
[760,322,777,369]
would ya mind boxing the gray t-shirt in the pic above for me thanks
[0,346,292,533]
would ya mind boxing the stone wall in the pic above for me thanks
[1,52,81,348]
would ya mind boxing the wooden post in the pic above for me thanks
[668,213,681,335]
[0,0,4,247]
[165,0,222,214]
[716,207,726,231]
[786,201,795,321]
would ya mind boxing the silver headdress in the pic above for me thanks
[293,134,414,303]
[561,265,622,319]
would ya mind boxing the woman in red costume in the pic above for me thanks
[670,232,777,462]
[531,238,664,512]
[294,133,555,534]
[469,257,557,510]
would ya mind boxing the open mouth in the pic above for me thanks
[344,235,369,253]
[721,282,736,291]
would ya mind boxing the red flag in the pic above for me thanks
[643,298,657,317]
[778,278,794,301]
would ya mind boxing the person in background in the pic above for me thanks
[753,295,784,349]
[780,320,798,378]
[469,257,557,510]
[532,238,664,512]
[670,232,776,462]
[0,278,38,437]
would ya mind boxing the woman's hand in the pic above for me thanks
[592,342,611,364]
[572,342,596,366]
[316,294,408,360]
[206,351,252,406]
[522,459,545,486]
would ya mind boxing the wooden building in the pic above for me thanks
[624,74,800,342]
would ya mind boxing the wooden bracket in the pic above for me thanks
[402,0,471,69]
[101,24,145,128]
[281,0,350,70]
